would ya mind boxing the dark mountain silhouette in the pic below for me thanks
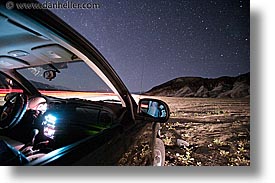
[145,72,250,98]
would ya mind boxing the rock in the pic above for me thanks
[176,139,189,148]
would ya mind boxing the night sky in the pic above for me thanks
[43,0,250,92]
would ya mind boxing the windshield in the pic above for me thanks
[17,60,120,102]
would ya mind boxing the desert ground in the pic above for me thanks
[121,96,250,166]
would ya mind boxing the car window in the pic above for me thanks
[17,60,121,103]
[0,72,23,105]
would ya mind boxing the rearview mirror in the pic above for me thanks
[43,70,56,81]
[138,98,170,123]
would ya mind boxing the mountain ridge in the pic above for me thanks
[144,72,250,98]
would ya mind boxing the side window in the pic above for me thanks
[0,73,23,105]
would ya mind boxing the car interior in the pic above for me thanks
[0,12,127,165]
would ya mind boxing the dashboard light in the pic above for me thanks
[43,114,57,139]
[45,114,56,124]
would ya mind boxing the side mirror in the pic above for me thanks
[138,98,170,123]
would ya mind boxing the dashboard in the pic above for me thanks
[0,94,125,164]
[25,96,122,150]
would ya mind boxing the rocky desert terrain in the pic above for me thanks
[119,96,250,166]
[119,73,250,166]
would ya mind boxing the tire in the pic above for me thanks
[153,138,165,166]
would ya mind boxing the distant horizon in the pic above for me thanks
[47,0,249,92]
[132,71,250,93]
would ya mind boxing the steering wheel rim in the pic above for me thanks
[0,93,28,129]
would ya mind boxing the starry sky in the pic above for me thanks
[43,0,250,92]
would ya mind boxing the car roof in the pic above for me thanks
[0,12,78,70]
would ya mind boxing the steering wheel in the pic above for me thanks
[0,93,28,129]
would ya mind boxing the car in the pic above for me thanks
[0,0,170,166]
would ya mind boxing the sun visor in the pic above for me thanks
[0,56,30,69]
[31,44,77,63]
